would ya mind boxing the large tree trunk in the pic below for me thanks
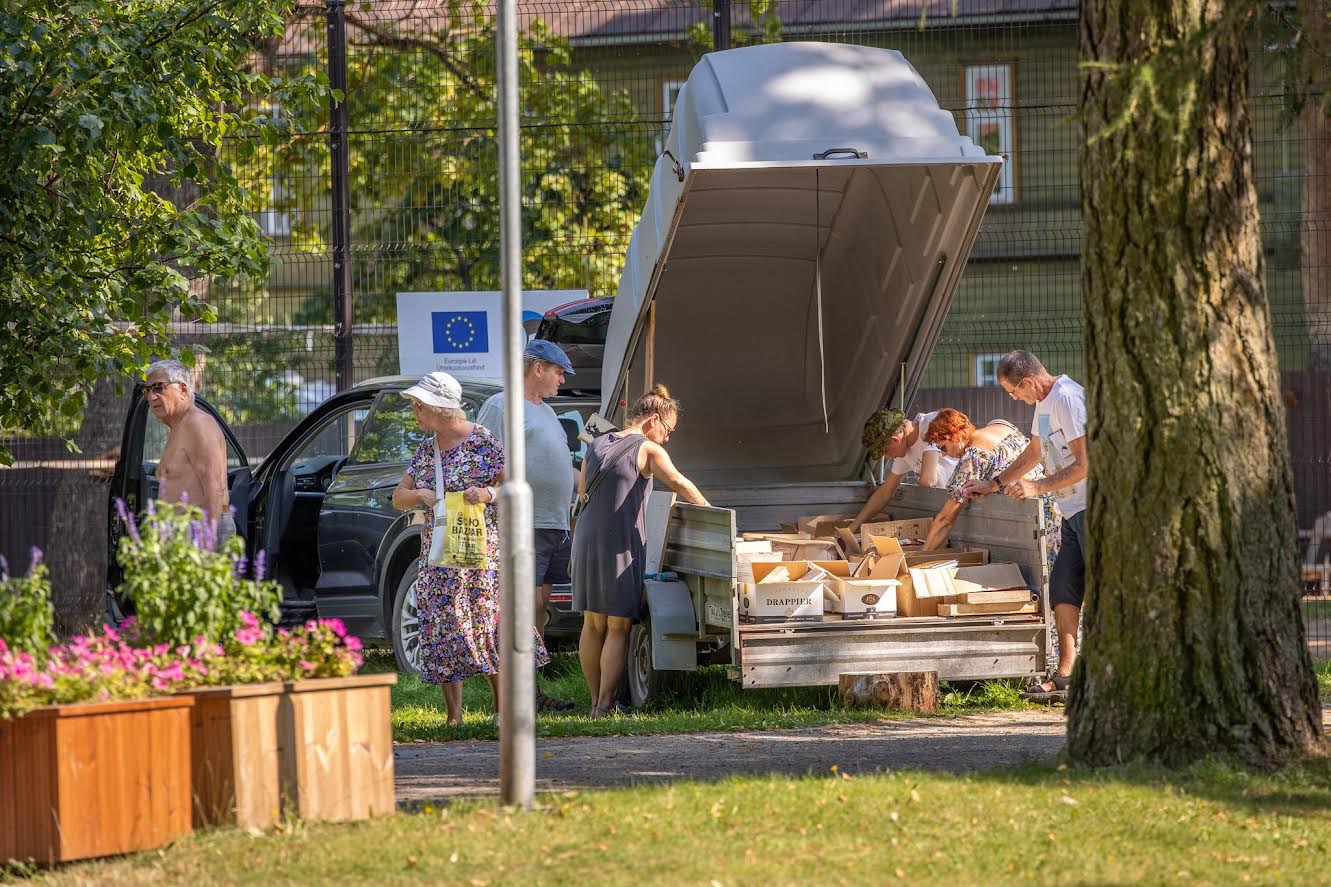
[1300,0,1331,369]
[47,376,130,635]
[1069,0,1324,767]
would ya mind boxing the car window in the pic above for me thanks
[285,405,371,466]
[553,407,588,467]
[536,306,610,345]
[142,406,244,468]
[349,392,482,466]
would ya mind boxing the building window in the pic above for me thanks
[661,78,686,123]
[963,63,1017,205]
[657,78,686,153]
[972,352,1004,387]
[258,174,291,238]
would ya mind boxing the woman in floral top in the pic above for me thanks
[920,409,1061,575]
[391,372,549,726]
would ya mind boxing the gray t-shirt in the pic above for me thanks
[476,393,575,530]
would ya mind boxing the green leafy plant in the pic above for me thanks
[114,500,282,649]
[0,548,55,655]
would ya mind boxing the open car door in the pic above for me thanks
[106,389,252,616]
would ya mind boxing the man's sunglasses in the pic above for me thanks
[138,381,180,396]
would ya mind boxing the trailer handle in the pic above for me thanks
[812,147,868,160]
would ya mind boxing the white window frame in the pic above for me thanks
[972,352,1005,388]
[964,63,1016,205]
[661,78,686,123]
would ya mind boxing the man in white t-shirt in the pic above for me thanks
[475,339,580,711]
[965,351,1088,697]
[848,408,959,535]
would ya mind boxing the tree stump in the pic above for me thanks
[838,671,938,712]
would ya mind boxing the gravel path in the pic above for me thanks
[394,709,1067,804]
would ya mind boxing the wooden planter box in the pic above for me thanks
[189,682,285,831]
[189,673,397,830]
[280,673,397,823]
[0,695,194,865]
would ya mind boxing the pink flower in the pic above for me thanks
[343,635,363,652]
[304,620,318,632]
[240,611,260,630]
[234,626,263,646]
[321,618,348,638]
[299,660,315,672]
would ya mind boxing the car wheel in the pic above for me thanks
[627,613,671,708]
[391,562,423,677]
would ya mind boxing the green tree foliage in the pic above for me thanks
[0,0,325,462]
[272,4,655,325]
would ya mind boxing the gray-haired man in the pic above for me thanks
[475,339,578,711]
[964,351,1087,697]
[142,359,234,542]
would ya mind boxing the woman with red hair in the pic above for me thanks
[921,409,1060,572]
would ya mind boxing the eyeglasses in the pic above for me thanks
[657,415,675,437]
[138,381,179,397]
[1002,378,1028,400]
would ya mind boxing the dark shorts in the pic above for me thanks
[1050,509,1087,608]
[534,528,572,586]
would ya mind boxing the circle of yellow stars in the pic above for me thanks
[445,315,477,350]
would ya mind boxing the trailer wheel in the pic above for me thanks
[627,614,669,708]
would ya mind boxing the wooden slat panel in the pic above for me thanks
[279,678,396,823]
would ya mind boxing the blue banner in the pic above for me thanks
[431,311,489,354]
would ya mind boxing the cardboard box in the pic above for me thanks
[741,561,827,623]
[817,560,900,620]
[882,544,991,618]
[735,540,785,583]
[796,514,860,539]
[860,518,934,551]
[761,534,843,562]
[937,601,1038,617]
[951,563,1028,595]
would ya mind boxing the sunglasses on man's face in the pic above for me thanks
[139,381,179,397]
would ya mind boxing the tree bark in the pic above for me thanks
[838,672,939,712]
[1299,0,1331,369]
[1069,0,1324,767]
[47,376,130,635]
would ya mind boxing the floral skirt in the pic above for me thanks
[416,563,549,685]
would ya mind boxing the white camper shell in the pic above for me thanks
[596,43,1052,701]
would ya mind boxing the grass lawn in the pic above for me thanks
[370,651,1034,742]
[39,757,1331,885]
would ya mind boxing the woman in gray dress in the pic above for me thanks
[572,384,709,716]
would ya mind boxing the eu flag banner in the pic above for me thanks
[432,311,489,354]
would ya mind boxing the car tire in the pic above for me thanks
[627,612,674,708]
[391,562,423,677]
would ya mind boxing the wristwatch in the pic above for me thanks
[486,486,498,503]
[992,476,1005,492]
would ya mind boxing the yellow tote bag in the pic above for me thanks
[426,440,489,570]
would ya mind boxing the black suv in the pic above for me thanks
[107,376,598,673]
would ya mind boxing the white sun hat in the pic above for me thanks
[401,371,464,410]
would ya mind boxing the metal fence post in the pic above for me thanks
[327,0,354,390]
[713,0,731,51]
[496,0,535,809]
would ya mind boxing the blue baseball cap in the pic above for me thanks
[524,339,575,374]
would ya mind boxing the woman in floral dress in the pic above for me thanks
[391,372,549,726]
[920,409,1061,575]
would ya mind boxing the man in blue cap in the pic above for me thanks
[476,338,578,711]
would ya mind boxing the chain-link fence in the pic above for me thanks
[3,1,1328,653]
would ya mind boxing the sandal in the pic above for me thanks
[1023,671,1070,702]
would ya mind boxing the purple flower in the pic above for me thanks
[253,550,267,581]
[28,546,42,570]
[0,554,7,580]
